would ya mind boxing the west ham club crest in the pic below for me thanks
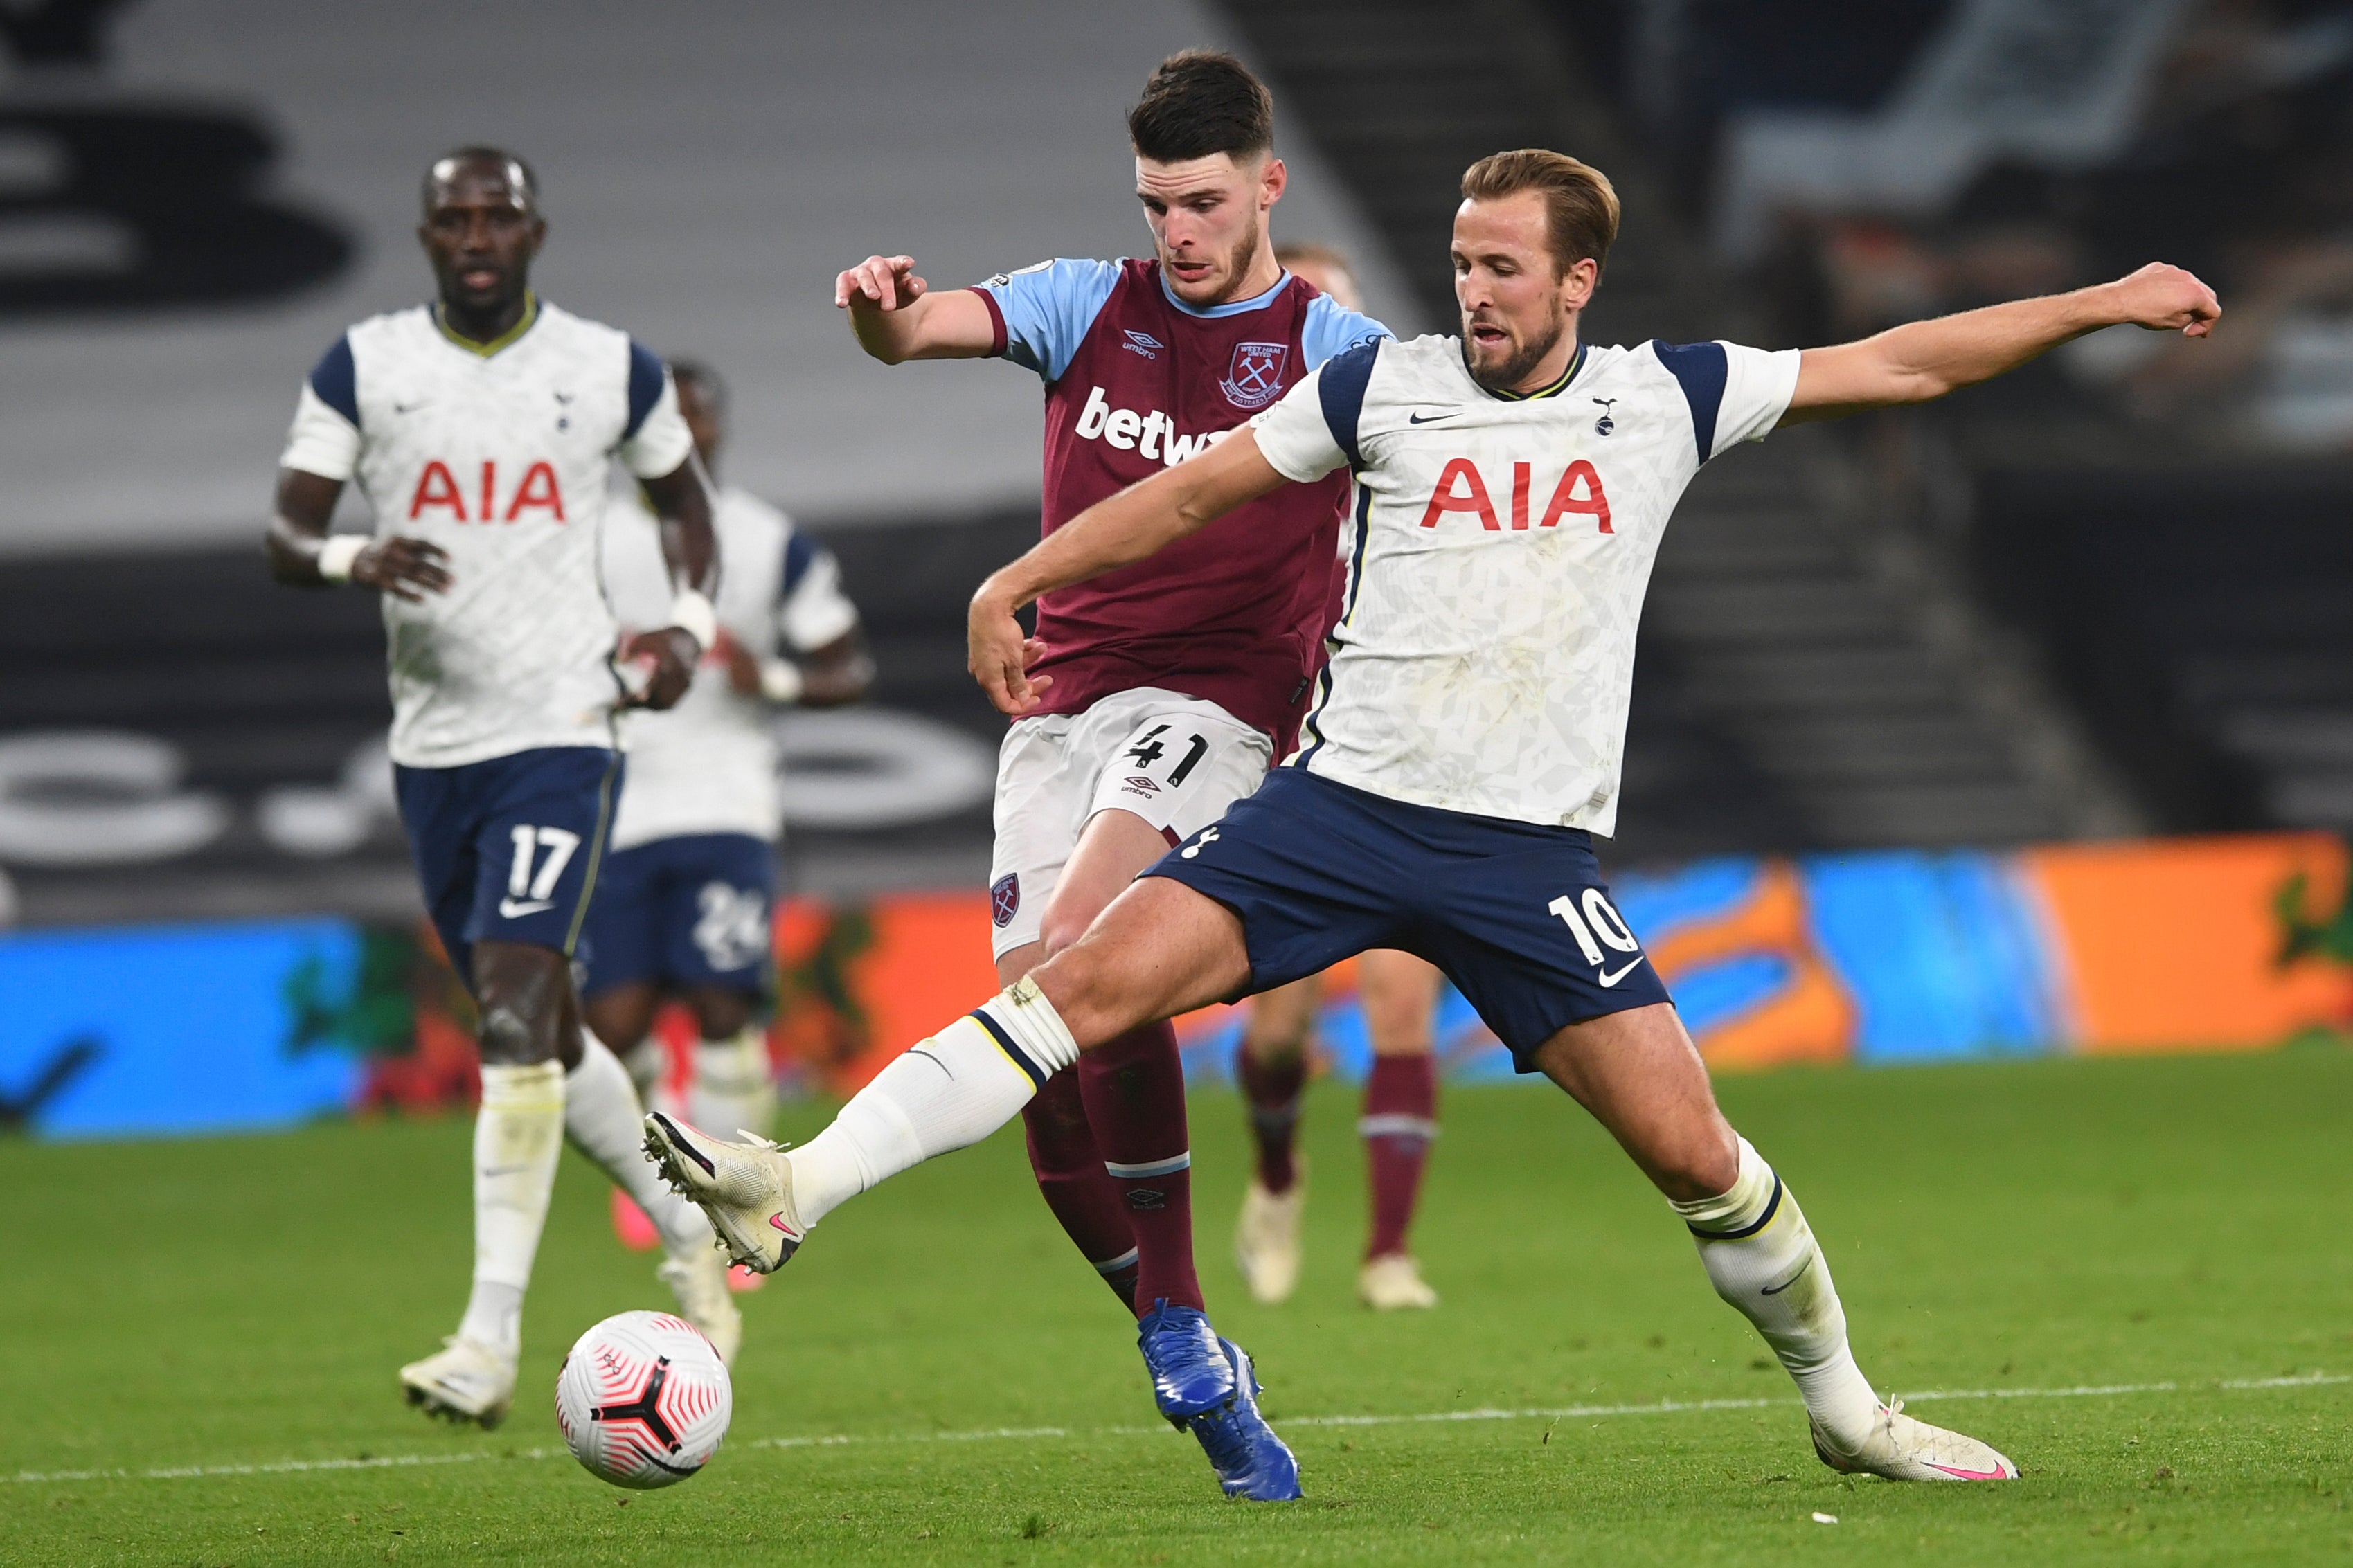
[990,873,1021,928]
[1219,341,1289,410]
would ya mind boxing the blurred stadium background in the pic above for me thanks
[2,0,2350,1138]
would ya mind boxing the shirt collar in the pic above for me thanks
[433,290,540,357]
[1483,342,1588,402]
[1157,266,1291,318]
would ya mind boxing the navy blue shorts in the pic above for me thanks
[394,747,622,992]
[1145,768,1672,1070]
[577,831,777,999]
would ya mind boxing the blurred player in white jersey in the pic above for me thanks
[267,148,739,1427]
[1234,243,1447,1313]
[652,147,2219,1487]
[582,359,871,1258]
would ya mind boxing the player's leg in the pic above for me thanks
[1526,1003,2015,1479]
[481,755,737,1360]
[1357,949,1444,1310]
[1233,974,1316,1304]
[985,715,1145,1308]
[665,834,782,1144]
[388,757,562,1427]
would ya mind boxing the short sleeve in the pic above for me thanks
[1652,339,1801,462]
[1717,343,1802,453]
[969,258,1122,382]
[778,533,859,651]
[1298,293,1391,370]
[618,365,695,478]
[1249,368,1349,483]
[278,339,362,480]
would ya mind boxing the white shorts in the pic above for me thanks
[987,686,1273,959]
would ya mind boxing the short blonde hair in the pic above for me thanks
[1460,150,1620,278]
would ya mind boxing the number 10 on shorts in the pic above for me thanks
[1548,889,1639,966]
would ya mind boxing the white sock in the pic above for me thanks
[456,1060,565,1358]
[787,978,1078,1227]
[688,1026,776,1141]
[1672,1136,1881,1450]
[567,1031,716,1261]
[618,1037,668,1108]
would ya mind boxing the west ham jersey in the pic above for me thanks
[601,484,859,849]
[278,296,695,769]
[972,258,1388,750]
[1250,333,1802,833]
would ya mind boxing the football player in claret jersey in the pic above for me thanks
[783,52,1384,1499]
[267,149,740,1427]
[1233,243,1449,1315]
[582,358,870,1249]
[654,147,2220,1485]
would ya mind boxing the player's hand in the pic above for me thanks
[967,586,1051,717]
[350,536,451,602]
[715,629,764,696]
[2104,262,2221,338]
[617,626,701,711]
[834,255,926,314]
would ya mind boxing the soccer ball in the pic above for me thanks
[555,1310,733,1488]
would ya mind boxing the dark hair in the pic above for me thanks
[1460,150,1620,278]
[1127,50,1273,163]
[668,357,725,410]
[422,146,539,213]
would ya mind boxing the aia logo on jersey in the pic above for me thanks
[990,874,1021,928]
[408,458,566,523]
[1417,458,1613,534]
[1219,341,1289,409]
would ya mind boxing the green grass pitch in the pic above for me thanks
[5,1047,2350,1565]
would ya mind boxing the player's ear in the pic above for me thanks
[1561,255,1598,310]
[1260,156,1287,210]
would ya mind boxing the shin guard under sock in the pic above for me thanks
[457,1060,565,1356]
[1021,1070,1141,1310]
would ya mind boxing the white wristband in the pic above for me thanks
[316,535,366,583]
[668,588,718,652]
[758,658,805,705]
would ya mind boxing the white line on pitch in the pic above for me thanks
[7,1371,2341,1486]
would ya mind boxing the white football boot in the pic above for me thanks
[643,1112,804,1274]
[398,1336,517,1428]
[1812,1400,2019,1481]
[1357,1252,1440,1310]
[1234,1170,1305,1305]
[657,1247,744,1367]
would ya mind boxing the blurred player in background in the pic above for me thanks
[583,358,872,1265]
[818,51,1388,1499]
[267,148,738,1427]
[1234,243,1446,1314]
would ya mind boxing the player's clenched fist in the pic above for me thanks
[352,537,453,603]
[834,255,926,313]
[2105,262,2221,337]
[616,626,702,711]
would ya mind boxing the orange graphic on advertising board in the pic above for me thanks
[1646,861,1859,1070]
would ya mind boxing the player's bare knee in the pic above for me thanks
[688,989,756,1039]
[1651,1121,1740,1204]
[476,1003,548,1065]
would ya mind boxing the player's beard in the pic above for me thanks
[1170,223,1261,306]
[1461,312,1566,393]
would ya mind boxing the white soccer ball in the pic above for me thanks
[555,1310,733,1489]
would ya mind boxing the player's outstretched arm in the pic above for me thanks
[834,254,999,363]
[264,467,450,601]
[967,430,1290,715]
[621,458,722,710]
[1782,262,2220,425]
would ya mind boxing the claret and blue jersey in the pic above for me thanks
[970,257,1389,750]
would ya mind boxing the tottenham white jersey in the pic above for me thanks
[602,484,859,849]
[278,296,695,769]
[1251,332,1800,833]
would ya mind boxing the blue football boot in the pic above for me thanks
[1188,1337,1303,1501]
[1136,1298,1236,1423]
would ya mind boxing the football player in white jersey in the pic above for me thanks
[1233,243,1448,1314]
[651,145,2220,1487]
[582,359,870,1218]
[268,149,740,1427]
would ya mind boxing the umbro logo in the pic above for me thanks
[1122,330,1162,360]
[1124,775,1161,794]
